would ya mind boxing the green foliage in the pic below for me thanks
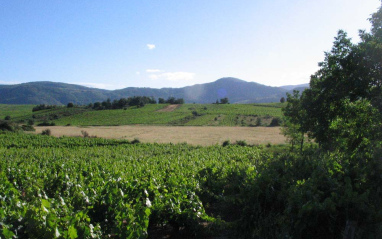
[282,5,382,152]
[222,140,230,147]
[282,91,308,151]
[67,102,74,108]
[32,104,57,112]
[219,97,229,104]
[0,133,265,238]
[269,117,282,127]
[158,98,165,104]
[4,115,11,120]
[255,117,262,126]
[165,97,184,104]
[47,103,282,127]
[275,6,382,237]
[21,124,35,131]
[41,129,51,135]
[93,96,157,110]
[0,103,283,127]
[37,121,56,126]
[235,140,247,146]
[0,121,22,132]
[237,146,382,238]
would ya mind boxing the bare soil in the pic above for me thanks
[34,126,286,146]
[156,104,182,112]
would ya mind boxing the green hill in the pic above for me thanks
[0,78,304,105]
[1,103,284,127]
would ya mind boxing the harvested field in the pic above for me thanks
[34,126,286,146]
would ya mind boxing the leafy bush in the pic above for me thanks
[222,140,230,147]
[32,104,57,112]
[81,130,89,138]
[21,125,35,131]
[236,147,382,238]
[4,115,11,120]
[131,138,140,144]
[37,121,56,126]
[27,119,34,125]
[269,117,282,126]
[235,140,247,146]
[0,121,20,132]
[41,129,51,136]
[255,117,262,126]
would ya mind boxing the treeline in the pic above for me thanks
[32,104,57,112]
[89,96,184,110]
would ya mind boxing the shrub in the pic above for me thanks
[0,121,18,131]
[41,129,51,136]
[4,115,11,120]
[32,104,56,112]
[81,130,89,138]
[37,121,56,126]
[131,138,140,144]
[67,102,74,108]
[269,117,282,127]
[21,125,35,131]
[222,140,230,147]
[255,118,262,126]
[192,111,200,116]
[235,140,247,146]
[27,119,34,126]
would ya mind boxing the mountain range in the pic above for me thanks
[0,78,309,105]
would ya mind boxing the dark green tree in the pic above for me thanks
[282,3,382,152]
[282,91,307,151]
[220,97,229,104]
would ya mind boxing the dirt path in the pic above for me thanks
[34,126,286,146]
[156,104,182,112]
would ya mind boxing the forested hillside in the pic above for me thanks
[0,78,299,105]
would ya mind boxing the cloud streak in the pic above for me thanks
[147,44,155,50]
[148,72,195,82]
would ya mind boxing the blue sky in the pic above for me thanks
[0,1,380,90]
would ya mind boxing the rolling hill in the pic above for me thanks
[0,78,308,105]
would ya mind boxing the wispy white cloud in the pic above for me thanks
[147,44,156,50]
[146,69,162,73]
[0,80,21,85]
[148,72,195,82]
[136,71,140,75]
[148,74,159,80]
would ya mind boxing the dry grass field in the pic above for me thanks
[34,126,286,146]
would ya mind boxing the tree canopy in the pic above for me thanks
[283,3,382,153]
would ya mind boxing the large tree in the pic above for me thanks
[284,3,382,151]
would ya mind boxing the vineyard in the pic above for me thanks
[0,132,267,238]
[0,103,283,127]
[1,131,381,238]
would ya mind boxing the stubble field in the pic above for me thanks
[34,125,286,146]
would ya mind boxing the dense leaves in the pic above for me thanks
[283,4,382,151]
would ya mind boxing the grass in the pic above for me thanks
[2,103,283,126]
[0,104,34,120]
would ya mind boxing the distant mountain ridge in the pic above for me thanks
[0,78,308,105]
